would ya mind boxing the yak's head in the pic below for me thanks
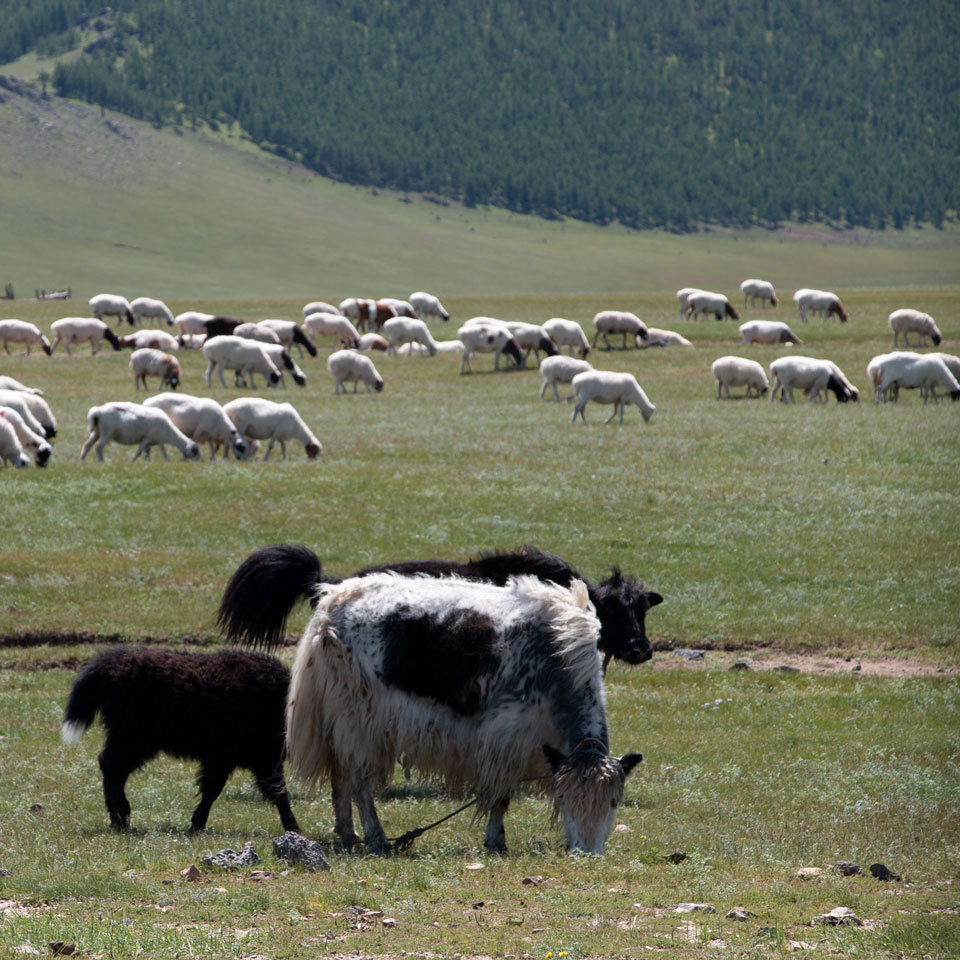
[592,568,662,669]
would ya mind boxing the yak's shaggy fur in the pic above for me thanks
[62,647,299,833]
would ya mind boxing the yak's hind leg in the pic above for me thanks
[190,762,233,832]
[482,795,511,853]
[98,737,154,829]
[331,769,361,848]
[252,762,300,833]
[353,780,390,854]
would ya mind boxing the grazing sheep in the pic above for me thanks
[0,417,30,467]
[256,343,307,388]
[684,291,740,322]
[0,319,53,356]
[130,296,175,328]
[396,339,464,356]
[357,333,389,351]
[539,355,593,401]
[739,279,778,309]
[326,349,384,394]
[676,287,703,322]
[0,375,43,395]
[174,311,215,338]
[302,300,340,319]
[866,352,919,402]
[793,288,849,323]
[710,356,770,399]
[203,336,282,389]
[457,322,524,373]
[380,298,418,318]
[409,291,451,321]
[888,309,942,348]
[233,322,282,345]
[875,354,960,404]
[571,371,656,425]
[768,356,858,404]
[50,317,121,355]
[257,319,318,359]
[639,327,693,348]
[303,312,361,349]
[0,406,52,466]
[143,393,249,459]
[930,352,960,383]
[739,319,803,345]
[117,329,179,352]
[177,334,207,350]
[89,293,135,326]
[383,317,439,357]
[62,647,299,833]
[339,298,397,332]
[542,317,591,358]
[592,311,649,349]
[130,348,182,392]
[79,402,201,461]
[504,321,559,366]
[222,397,322,460]
[0,389,56,438]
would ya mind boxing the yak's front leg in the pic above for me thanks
[482,795,511,853]
[354,781,390,854]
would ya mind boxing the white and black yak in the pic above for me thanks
[61,647,299,833]
[218,543,662,672]
[219,558,642,854]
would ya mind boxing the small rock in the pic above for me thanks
[248,870,272,881]
[796,867,823,879]
[382,917,396,928]
[521,876,547,886]
[28,804,43,815]
[757,927,778,938]
[506,916,524,925]
[833,860,862,876]
[201,841,260,870]
[464,862,485,871]
[870,862,902,882]
[665,851,688,864]
[726,907,756,921]
[271,832,330,872]
[614,823,631,833]
[813,906,863,926]
[48,943,76,956]
[674,902,715,914]
[674,648,706,661]
[0,868,12,877]
[180,864,202,882]
[15,947,40,956]
[730,658,752,671]
[787,941,817,951]
[775,665,800,673]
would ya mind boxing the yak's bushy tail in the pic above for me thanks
[217,543,331,649]
[61,658,103,743]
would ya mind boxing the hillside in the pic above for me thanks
[2,78,958,301]
[4,0,958,232]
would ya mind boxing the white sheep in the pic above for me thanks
[177,334,207,350]
[79,402,201,461]
[639,327,693,348]
[539,355,593,401]
[143,392,249,459]
[866,351,919,402]
[380,298,418,318]
[457,322,524,374]
[930,352,960,383]
[876,354,960,404]
[409,291,451,321]
[326,349,384,394]
[383,317,439,357]
[257,319,318,358]
[739,279,778,309]
[396,339,464,356]
[357,333,389,351]
[768,356,858,404]
[233,322,282,345]
[302,300,341,319]
[0,375,42,395]
[256,343,307,388]
[0,405,52,466]
[130,296,175,327]
[0,417,30,468]
[793,288,848,323]
[684,291,741,321]
[117,329,180,352]
[710,356,769,399]
[504,321,559,366]
[89,293,135,326]
[203,336,282,389]
[542,317,591,358]
[571,370,656,425]
[0,389,56,438]
[888,309,942,348]
[130,348,182,392]
[174,311,215,337]
[222,397,322,460]
[303,311,361,349]
[676,287,703,322]
[339,298,397,331]
[739,319,803,345]
[591,311,649,349]
[50,317,121,355]
[0,319,53,356]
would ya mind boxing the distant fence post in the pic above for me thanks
[3,283,14,300]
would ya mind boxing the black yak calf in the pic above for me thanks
[62,647,299,833]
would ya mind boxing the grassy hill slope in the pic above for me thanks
[2,82,959,301]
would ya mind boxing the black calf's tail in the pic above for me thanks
[61,659,103,743]
[217,543,329,649]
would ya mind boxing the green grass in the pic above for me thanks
[2,289,958,661]
[0,657,957,959]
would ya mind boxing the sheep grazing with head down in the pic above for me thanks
[739,319,803,345]
[768,357,859,404]
[80,402,201,462]
[875,354,960,404]
[0,375,43,395]
[888,309,942,348]
[0,389,56,438]
[257,319,318,359]
[0,416,31,468]
[303,312,361,350]
[327,349,384,394]
[457,321,524,373]
[793,289,848,323]
[130,348,182,391]
[684,291,740,322]
[409,291,451,321]
[592,311,649,350]
[639,327,693,349]
[0,319,53,356]
[676,287,703,322]
[223,397,322,460]
[383,317,439,357]
[174,311,215,338]
[143,393,249,460]
[89,293,135,326]
[539,355,593,402]
[711,356,769,399]
[117,329,180,352]
[302,300,341,319]
[203,336,282,389]
[62,647,299,833]
[571,371,656,425]
[130,297,175,328]
[740,279,778,309]
[542,317,591,358]
[50,317,122,355]
[0,406,52,466]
